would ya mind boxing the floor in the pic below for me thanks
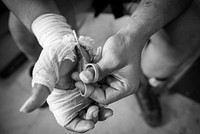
[0,12,200,134]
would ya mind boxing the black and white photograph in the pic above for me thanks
[0,0,200,134]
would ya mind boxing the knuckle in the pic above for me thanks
[101,101,109,105]
[96,97,108,105]
[111,57,121,68]
[64,125,73,132]
[129,83,139,94]
[124,81,139,95]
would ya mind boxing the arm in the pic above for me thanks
[3,0,113,132]
[2,0,60,30]
[119,0,193,46]
[77,0,193,105]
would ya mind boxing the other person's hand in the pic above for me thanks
[74,32,147,105]
[19,13,113,133]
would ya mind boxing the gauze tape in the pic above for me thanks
[45,35,96,127]
[31,13,97,127]
[32,14,72,48]
[31,13,73,91]
[47,88,92,127]
[31,34,77,92]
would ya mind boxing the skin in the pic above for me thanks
[76,0,193,105]
[4,0,112,132]
[3,0,200,132]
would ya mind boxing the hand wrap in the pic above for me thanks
[31,14,96,127]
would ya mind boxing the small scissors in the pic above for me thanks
[72,30,100,97]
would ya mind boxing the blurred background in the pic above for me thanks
[0,0,200,134]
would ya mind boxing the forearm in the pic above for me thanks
[2,0,60,31]
[119,0,192,48]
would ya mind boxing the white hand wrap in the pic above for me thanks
[32,14,73,91]
[31,14,95,127]
[47,88,92,127]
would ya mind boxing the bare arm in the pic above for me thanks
[77,0,194,105]
[2,0,60,30]
[119,0,193,47]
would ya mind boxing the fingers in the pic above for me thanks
[64,117,95,133]
[79,83,95,98]
[93,47,102,63]
[73,70,130,104]
[80,63,100,84]
[78,47,102,84]
[65,105,113,133]
[79,37,124,84]
[84,105,113,122]
[85,105,99,124]
[98,107,113,121]
[20,83,50,113]
[71,71,80,81]
[79,67,95,83]
[64,105,98,133]
[75,76,127,104]
[96,36,122,80]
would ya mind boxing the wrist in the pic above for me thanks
[117,22,150,52]
[31,13,72,48]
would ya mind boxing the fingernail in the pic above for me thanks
[96,47,102,57]
[93,110,98,118]
[80,70,94,83]
[19,103,28,113]
[19,97,32,113]
[78,83,86,96]
[105,112,113,119]
[75,82,84,92]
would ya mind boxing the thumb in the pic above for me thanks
[98,107,113,121]
[80,35,124,83]
[19,83,50,113]
[79,53,120,83]
[20,46,58,113]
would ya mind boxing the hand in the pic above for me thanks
[19,35,113,133]
[74,33,147,105]
[65,105,113,133]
